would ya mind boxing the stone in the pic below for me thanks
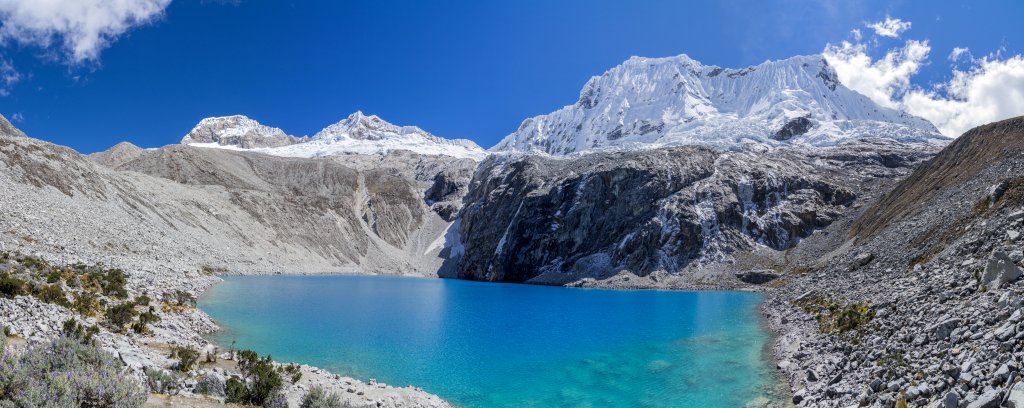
[966,389,1001,408]
[1010,230,1021,241]
[932,318,961,340]
[735,270,781,284]
[849,252,874,270]
[996,324,1016,341]
[1007,381,1024,408]
[942,390,959,408]
[982,251,1023,290]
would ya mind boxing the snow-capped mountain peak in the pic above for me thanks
[181,115,304,149]
[494,54,946,155]
[182,113,486,160]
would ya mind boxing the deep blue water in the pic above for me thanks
[199,275,784,407]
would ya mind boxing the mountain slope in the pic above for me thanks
[762,116,1024,407]
[182,112,486,160]
[493,55,945,155]
[87,141,147,168]
[0,117,469,278]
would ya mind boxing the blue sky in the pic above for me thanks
[0,0,1022,152]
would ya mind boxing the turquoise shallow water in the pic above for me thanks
[199,275,784,408]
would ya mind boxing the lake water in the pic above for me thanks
[199,275,785,407]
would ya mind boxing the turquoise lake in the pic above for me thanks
[199,275,785,407]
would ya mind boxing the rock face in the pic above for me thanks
[457,139,934,284]
[492,54,945,155]
[181,115,305,148]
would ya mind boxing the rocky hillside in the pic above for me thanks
[456,138,937,286]
[763,116,1024,407]
[493,54,945,155]
[0,118,471,278]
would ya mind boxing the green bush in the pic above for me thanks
[0,336,147,407]
[61,319,99,344]
[225,377,247,403]
[133,307,160,334]
[281,362,302,383]
[231,350,285,406]
[105,302,137,333]
[169,346,200,372]
[301,385,344,408]
[0,274,26,299]
[32,283,70,307]
[144,367,177,394]
[171,290,197,308]
[72,292,104,317]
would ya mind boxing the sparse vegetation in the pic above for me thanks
[282,362,302,383]
[32,283,70,307]
[170,345,200,372]
[226,349,285,406]
[62,319,99,344]
[794,295,875,334]
[171,289,197,308]
[105,302,138,333]
[145,367,177,394]
[301,385,344,408]
[0,336,147,407]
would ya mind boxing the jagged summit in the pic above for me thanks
[493,54,946,155]
[182,112,486,160]
[0,114,26,138]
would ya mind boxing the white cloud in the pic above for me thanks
[0,0,171,64]
[9,112,22,122]
[0,58,17,95]
[824,30,1024,137]
[823,39,931,109]
[903,56,1024,137]
[850,28,862,41]
[867,16,911,38]
[949,47,970,61]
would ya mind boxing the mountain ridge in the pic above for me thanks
[493,54,946,155]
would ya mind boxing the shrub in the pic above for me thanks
[0,336,147,407]
[0,273,26,299]
[301,385,344,408]
[100,269,128,299]
[133,307,160,334]
[133,294,152,307]
[171,290,197,308]
[105,302,137,333]
[264,392,288,408]
[225,377,248,403]
[144,367,179,394]
[232,350,284,406]
[61,319,99,344]
[282,362,302,383]
[72,292,104,317]
[169,346,200,372]
[32,283,70,307]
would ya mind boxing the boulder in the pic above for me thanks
[966,389,1001,408]
[735,270,781,284]
[1007,381,1024,408]
[982,251,1022,290]
[849,252,874,270]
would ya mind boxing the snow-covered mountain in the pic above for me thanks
[181,115,305,149]
[181,112,486,160]
[493,54,946,155]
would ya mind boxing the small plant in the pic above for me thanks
[300,385,344,408]
[72,291,104,317]
[169,345,200,372]
[105,302,138,333]
[133,307,160,334]
[32,283,70,307]
[281,362,302,383]
[231,349,285,406]
[171,290,197,308]
[0,273,27,298]
[133,294,152,307]
[62,318,100,344]
[225,377,248,404]
[145,368,177,394]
